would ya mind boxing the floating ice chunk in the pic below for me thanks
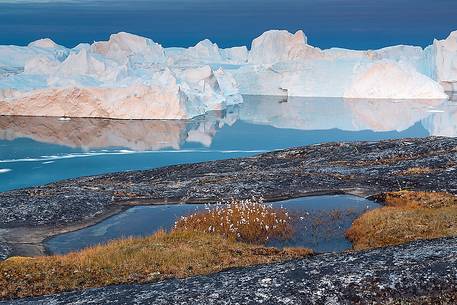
[344,61,447,99]
[214,68,239,97]
[248,30,321,64]
[186,39,223,62]
[72,43,91,52]
[56,48,127,82]
[220,46,248,64]
[28,38,59,49]
[168,40,247,65]
[90,32,166,65]
[0,45,67,69]
[430,31,457,88]
[24,56,60,75]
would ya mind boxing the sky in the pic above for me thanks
[0,0,456,49]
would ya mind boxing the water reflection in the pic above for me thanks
[422,103,457,137]
[241,96,449,133]
[0,96,454,152]
[46,195,378,254]
[0,110,238,151]
[0,96,455,191]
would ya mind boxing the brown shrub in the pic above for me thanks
[0,229,312,300]
[174,198,293,244]
[347,191,457,250]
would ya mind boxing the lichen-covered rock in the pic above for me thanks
[1,137,457,228]
[4,237,457,304]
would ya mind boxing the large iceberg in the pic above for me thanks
[0,30,456,119]
[0,33,242,119]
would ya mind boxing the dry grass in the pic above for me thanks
[0,229,312,300]
[398,166,434,176]
[346,191,457,250]
[174,198,293,244]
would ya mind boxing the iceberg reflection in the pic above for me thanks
[0,95,455,151]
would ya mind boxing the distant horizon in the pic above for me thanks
[1,0,456,50]
[5,28,457,52]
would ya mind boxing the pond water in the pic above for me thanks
[45,195,379,254]
[1,96,456,192]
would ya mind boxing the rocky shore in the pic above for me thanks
[1,136,457,257]
[4,237,457,305]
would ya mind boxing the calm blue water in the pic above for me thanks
[1,96,455,192]
[0,0,456,49]
[46,195,378,254]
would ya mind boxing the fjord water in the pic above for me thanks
[46,195,379,254]
[1,95,456,192]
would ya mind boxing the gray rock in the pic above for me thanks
[0,241,11,260]
[4,237,457,305]
[1,136,457,228]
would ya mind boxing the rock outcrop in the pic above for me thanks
[4,237,457,305]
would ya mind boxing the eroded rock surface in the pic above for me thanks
[1,136,457,228]
[4,237,457,305]
[0,241,11,260]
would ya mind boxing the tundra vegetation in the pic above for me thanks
[0,199,310,300]
[174,198,293,244]
[2,192,456,300]
[347,191,457,250]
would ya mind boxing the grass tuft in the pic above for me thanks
[0,229,311,300]
[346,191,457,250]
[174,198,293,244]
[398,167,433,176]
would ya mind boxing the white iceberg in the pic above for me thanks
[0,34,242,119]
[235,30,452,99]
[428,31,457,91]
[0,29,456,119]
[344,60,447,99]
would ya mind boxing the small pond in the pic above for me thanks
[45,195,379,254]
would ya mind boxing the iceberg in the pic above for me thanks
[344,61,447,99]
[0,30,455,119]
[428,31,457,91]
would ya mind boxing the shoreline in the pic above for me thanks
[4,236,456,304]
[3,189,372,258]
[1,136,457,258]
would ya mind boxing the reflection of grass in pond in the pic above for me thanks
[174,198,293,244]
[286,207,369,246]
